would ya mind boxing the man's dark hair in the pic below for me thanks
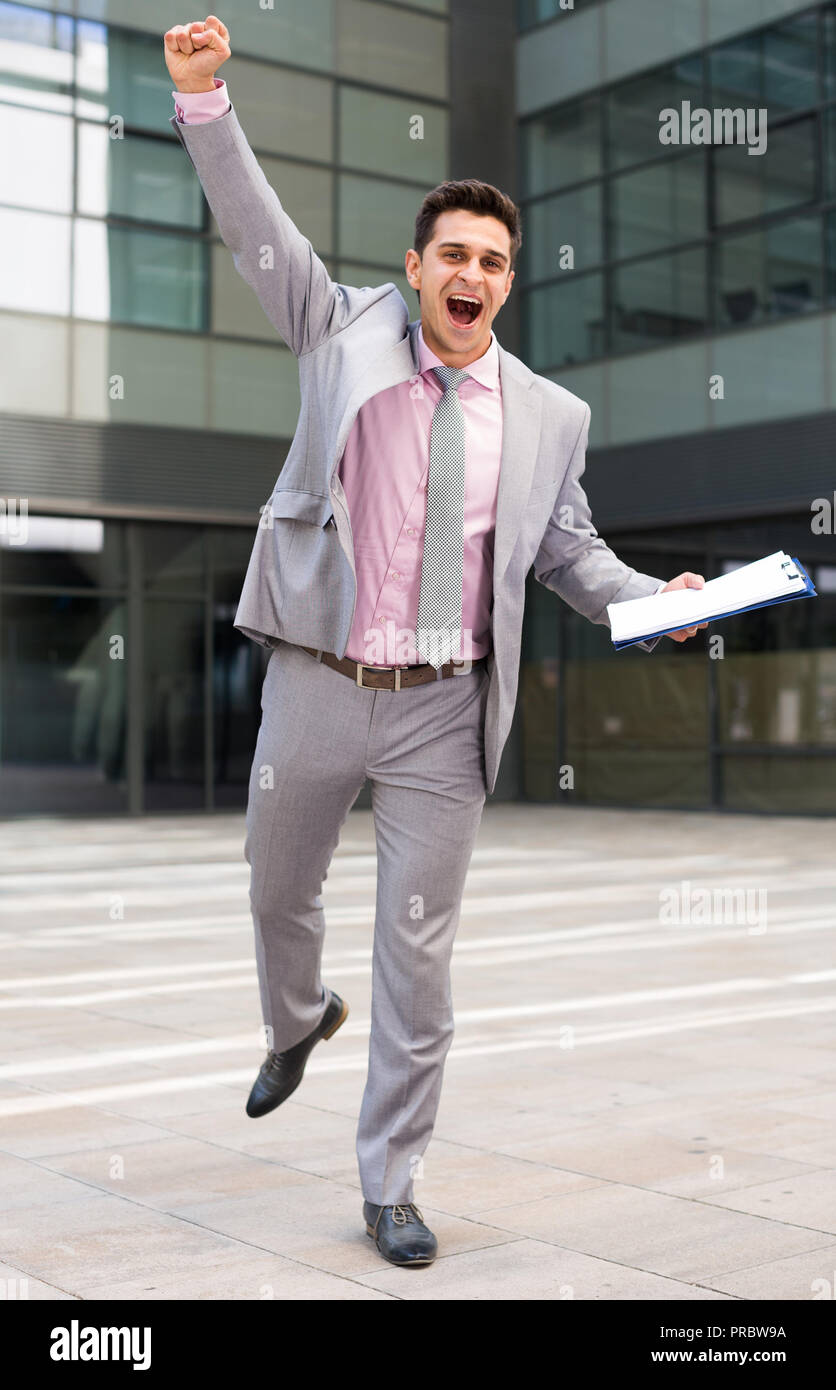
[413,179,522,269]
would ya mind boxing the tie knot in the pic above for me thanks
[432,365,470,394]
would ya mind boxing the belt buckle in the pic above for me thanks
[356,662,402,691]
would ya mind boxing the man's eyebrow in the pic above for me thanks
[437,241,509,265]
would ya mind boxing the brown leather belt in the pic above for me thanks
[299,645,486,691]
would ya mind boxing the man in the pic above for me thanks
[164,15,705,1269]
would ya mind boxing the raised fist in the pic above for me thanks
[163,15,231,93]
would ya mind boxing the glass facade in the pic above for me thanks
[3,0,835,818]
[516,1,836,815]
[0,0,450,814]
[0,517,267,815]
[521,520,836,813]
[518,6,836,371]
[0,0,447,437]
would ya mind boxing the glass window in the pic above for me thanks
[826,5,836,101]
[224,58,334,162]
[722,754,836,813]
[339,87,447,184]
[211,340,302,439]
[827,210,836,304]
[72,0,336,72]
[143,598,205,811]
[523,271,605,370]
[520,97,601,198]
[712,116,817,226]
[763,14,819,113]
[0,207,71,313]
[517,0,571,29]
[716,214,823,329]
[338,174,420,266]
[143,525,205,595]
[0,102,73,210]
[718,650,836,748]
[0,590,128,815]
[0,513,125,589]
[216,0,336,72]
[612,247,706,354]
[75,22,176,135]
[825,106,836,200]
[337,0,447,100]
[209,525,267,802]
[0,0,74,112]
[708,31,760,108]
[73,221,206,329]
[610,151,705,259]
[522,183,602,283]
[77,122,205,227]
[562,566,710,809]
[606,56,704,173]
[709,14,819,115]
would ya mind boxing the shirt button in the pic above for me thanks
[390,571,399,579]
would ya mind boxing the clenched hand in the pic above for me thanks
[164,14,231,92]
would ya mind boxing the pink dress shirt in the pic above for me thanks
[174,79,504,666]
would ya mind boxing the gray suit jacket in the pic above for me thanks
[170,102,664,795]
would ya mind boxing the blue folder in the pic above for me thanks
[613,557,817,651]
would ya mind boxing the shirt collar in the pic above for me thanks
[417,323,499,391]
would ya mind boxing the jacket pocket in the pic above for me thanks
[270,489,335,527]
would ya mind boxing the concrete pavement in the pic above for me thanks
[0,803,835,1300]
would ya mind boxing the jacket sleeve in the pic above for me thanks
[169,99,375,357]
[532,404,667,653]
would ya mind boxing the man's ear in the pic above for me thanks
[503,268,515,303]
[405,247,421,292]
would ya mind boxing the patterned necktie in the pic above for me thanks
[416,365,471,669]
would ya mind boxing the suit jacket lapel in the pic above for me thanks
[493,347,543,586]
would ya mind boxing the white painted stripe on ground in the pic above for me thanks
[0,851,777,895]
[3,901,834,988]
[0,916,834,1008]
[1,893,832,951]
[0,993,833,1117]
[0,871,828,922]
[0,967,833,1067]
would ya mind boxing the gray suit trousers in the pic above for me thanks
[243,640,490,1205]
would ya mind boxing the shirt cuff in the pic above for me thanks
[172,77,230,124]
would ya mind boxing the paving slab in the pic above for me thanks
[1,804,834,1298]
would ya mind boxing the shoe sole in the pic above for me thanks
[321,995,349,1039]
[364,1225,436,1265]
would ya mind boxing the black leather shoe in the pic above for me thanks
[245,989,348,1118]
[363,1201,438,1266]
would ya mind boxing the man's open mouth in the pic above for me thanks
[445,294,483,328]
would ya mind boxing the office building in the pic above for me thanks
[1,0,833,815]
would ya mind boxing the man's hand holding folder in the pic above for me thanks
[608,551,817,650]
[657,572,709,644]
